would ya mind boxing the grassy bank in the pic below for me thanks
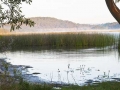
[1,80,120,90]
[57,82,120,90]
[0,80,52,90]
[0,33,116,51]
[1,77,120,90]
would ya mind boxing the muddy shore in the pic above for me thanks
[0,58,44,83]
[0,58,68,86]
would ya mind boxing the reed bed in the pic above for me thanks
[0,33,116,51]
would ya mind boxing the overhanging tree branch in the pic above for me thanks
[0,0,35,31]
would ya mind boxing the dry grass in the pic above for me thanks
[0,27,120,36]
[0,28,10,35]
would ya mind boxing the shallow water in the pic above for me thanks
[0,48,119,85]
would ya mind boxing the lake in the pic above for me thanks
[1,47,120,86]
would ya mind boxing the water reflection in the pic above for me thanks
[0,48,120,85]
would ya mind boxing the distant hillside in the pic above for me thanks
[30,17,78,28]
[3,17,120,32]
[29,17,103,30]
[30,17,120,30]
[100,22,120,29]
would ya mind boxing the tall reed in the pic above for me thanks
[0,33,116,51]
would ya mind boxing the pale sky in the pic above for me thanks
[21,0,120,24]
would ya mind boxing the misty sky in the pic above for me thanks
[21,0,120,24]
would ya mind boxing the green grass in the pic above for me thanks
[0,81,52,90]
[1,80,120,90]
[1,81,53,90]
[53,82,120,90]
[1,75,120,90]
[0,33,116,51]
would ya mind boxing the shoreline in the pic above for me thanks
[0,29,120,35]
[0,58,68,85]
[0,58,43,83]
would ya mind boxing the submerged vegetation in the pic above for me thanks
[0,33,116,51]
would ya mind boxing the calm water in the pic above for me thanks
[1,47,120,85]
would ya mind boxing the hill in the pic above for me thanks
[3,17,120,33]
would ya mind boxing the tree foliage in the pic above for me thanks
[0,0,35,31]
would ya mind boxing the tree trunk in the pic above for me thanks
[105,0,120,24]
